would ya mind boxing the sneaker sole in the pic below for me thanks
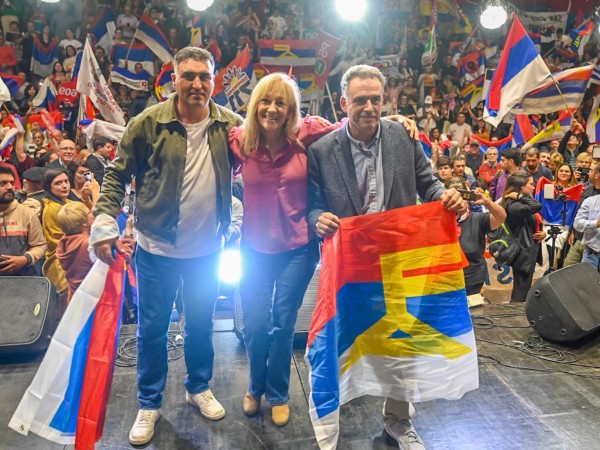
[128,415,160,446]
[185,396,226,421]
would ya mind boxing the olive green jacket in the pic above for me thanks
[94,96,243,245]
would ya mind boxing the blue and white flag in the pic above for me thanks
[136,12,174,64]
[110,43,156,76]
[109,66,150,91]
[90,7,116,54]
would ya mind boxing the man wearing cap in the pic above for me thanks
[559,119,589,170]
[416,95,439,133]
[0,166,47,277]
[465,140,483,178]
[20,166,47,219]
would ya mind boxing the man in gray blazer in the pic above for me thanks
[307,65,463,450]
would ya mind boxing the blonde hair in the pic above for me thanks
[240,73,302,156]
[576,152,593,164]
[57,202,89,235]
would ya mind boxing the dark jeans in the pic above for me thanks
[240,241,319,405]
[135,246,220,409]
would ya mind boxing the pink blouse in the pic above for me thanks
[229,116,342,253]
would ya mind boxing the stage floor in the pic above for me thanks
[2,303,600,450]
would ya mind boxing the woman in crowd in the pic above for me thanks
[18,84,38,112]
[473,117,490,141]
[50,62,67,87]
[554,163,577,189]
[502,172,545,302]
[547,152,564,176]
[62,45,78,75]
[67,160,100,210]
[228,73,340,427]
[41,168,72,312]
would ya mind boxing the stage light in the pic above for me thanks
[335,0,367,22]
[219,248,241,284]
[186,0,214,12]
[40,0,61,3]
[480,1,508,30]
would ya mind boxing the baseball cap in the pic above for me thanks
[23,167,47,183]
[469,140,479,146]
[424,95,433,104]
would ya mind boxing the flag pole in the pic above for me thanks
[548,73,576,119]
[325,81,338,123]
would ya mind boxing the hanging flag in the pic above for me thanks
[470,133,513,154]
[189,12,203,47]
[109,66,150,91]
[212,47,255,113]
[512,65,594,115]
[421,0,438,67]
[586,94,600,143]
[418,131,433,158]
[258,39,316,67]
[0,77,10,104]
[591,65,600,85]
[457,51,485,85]
[306,202,478,450]
[154,61,174,102]
[313,29,341,90]
[31,77,57,111]
[522,110,572,149]
[0,128,18,158]
[9,256,125,448]
[566,18,595,57]
[77,40,126,127]
[460,75,484,108]
[90,7,116,54]
[136,12,174,64]
[534,178,583,226]
[484,15,551,127]
[80,119,126,148]
[70,50,84,81]
[254,63,319,101]
[27,110,63,132]
[31,35,59,78]
[512,114,536,146]
[110,43,156,76]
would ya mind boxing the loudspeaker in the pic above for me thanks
[526,264,600,343]
[0,277,58,354]
[234,267,320,343]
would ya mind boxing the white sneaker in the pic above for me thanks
[186,389,226,420]
[384,418,425,450]
[128,409,161,446]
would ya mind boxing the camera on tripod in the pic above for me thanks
[543,183,568,201]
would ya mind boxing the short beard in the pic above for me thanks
[0,193,14,204]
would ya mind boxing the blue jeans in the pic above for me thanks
[135,246,220,409]
[582,246,600,272]
[240,241,319,405]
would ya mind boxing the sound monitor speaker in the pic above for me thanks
[526,263,600,343]
[0,277,58,354]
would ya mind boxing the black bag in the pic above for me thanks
[487,223,521,266]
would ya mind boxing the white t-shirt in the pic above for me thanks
[448,122,473,147]
[137,117,222,258]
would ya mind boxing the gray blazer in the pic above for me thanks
[307,120,445,229]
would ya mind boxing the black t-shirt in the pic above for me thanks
[459,212,492,294]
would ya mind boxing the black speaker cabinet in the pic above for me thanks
[0,277,58,354]
[526,264,600,343]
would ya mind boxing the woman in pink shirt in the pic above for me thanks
[228,73,340,427]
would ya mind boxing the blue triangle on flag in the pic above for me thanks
[389,329,412,339]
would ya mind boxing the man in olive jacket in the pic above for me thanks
[92,47,242,446]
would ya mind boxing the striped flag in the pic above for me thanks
[460,75,484,108]
[0,73,22,98]
[31,36,59,78]
[586,94,600,143]
[566,18,595,57]
[512,114,536,146]
[110,44,156,76]
[470,133,513,154]
[31,77,57,111]
[484,15,551,127]
[512,65,594,115]
[109,66,150,91]
[136,12,174,64]
[306,202,477,450]
[458,51,485,85]
[9,256,126,448]
[522,110,572,148]
[535,178,583,226]
[90,7,116,54]
[154,61,174,102]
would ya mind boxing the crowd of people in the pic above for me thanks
[2,1,600,450]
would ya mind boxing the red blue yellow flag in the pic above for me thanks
[306,202,478,449]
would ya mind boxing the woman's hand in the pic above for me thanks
[384,115,418,139]
[506,192,520,200]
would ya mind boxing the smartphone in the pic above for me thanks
[593,145,600,159]
[457,189,478,202]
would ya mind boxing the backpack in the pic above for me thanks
[487,223,521,266]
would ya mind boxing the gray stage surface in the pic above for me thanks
[2,303,600,449]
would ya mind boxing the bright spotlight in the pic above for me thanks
[40,0,61,3]
[186,0,214,12]
[481,1,508,30]
[335,0,367,22]
[219,248,241,284]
